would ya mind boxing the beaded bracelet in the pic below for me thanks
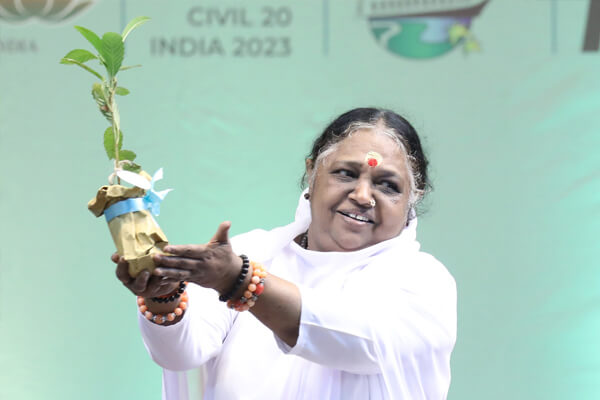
[151,281,187,303]
[138,289,188,325]
[219,254,250,302]
[227,261,267,312]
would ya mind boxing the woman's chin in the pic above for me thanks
[331,235,371,252]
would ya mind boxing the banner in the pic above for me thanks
[0,1,598,399]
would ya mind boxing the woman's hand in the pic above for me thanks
[152,221,243,294]
[112,253,180,298]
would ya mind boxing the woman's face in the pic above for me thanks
[306,129,411,252]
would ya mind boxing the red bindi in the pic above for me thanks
[365,151,383,167]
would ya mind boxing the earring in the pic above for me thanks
[304,193,310,200]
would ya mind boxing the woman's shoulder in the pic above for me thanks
[365,247,456,296]
[230,228,270,255]
[230,221,300,262]
[412,251,455,285]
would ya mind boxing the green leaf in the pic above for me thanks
[103,127,123,160]
[92,84,112,120]
[464,38,481,53]
[60,57,104,80]
[122,16,150,42]
[115,87,130,96]
[119,149,136,161]
[122,162,142,173]
[448,24,468,45]
[101,32,125,78]
[74,25,103,55]
[119,64,142,72]
[61,49,97,64]
[92,83,106,102]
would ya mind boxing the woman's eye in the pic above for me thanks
[379,181,400,193]
[334,169,356,178]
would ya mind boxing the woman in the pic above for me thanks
[114,108,457,399]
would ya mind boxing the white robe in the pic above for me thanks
[138,193,457,399]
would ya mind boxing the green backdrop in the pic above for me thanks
[1,0,598,399]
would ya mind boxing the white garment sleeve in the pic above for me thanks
[138,282,236,371]
[276,253,457,377]
[137,230,273,373]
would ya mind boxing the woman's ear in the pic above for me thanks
[305,158,314,175]
[305,159,314,191]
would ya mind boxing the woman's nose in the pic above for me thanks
[349,179,373,207]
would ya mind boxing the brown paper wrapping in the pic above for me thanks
[88,184,168,277]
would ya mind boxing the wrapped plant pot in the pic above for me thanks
[87,169,171,277]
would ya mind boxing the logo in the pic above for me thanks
[358,0,489,59]
[0,0,92,23]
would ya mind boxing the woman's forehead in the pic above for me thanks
[332,129,406,163]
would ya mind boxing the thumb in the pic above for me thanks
[210,221,232,244]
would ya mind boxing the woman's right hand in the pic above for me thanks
[112,253,180,298]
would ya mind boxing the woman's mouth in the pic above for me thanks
[338,211,374,224]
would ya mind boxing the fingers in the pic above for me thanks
[111,253,120,264]
[115,258,150,295]
[154,254,199,271]
[115,257,131,284]
[149,276,182,298]
[163,244,208,258]
[113,252,182,297]
[132,270,150,293]
[162,220,232,257]
[210,221,231,244]
[154,267,192,281]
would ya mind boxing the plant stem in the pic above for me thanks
[106,77,121,184]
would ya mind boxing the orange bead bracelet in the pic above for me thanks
[227,260,267,312]
[138,289,188,325]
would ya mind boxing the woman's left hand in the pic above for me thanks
[152,221,243,294]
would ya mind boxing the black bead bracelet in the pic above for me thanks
[151,281,187,303]
[219,254,249,302]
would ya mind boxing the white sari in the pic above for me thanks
[139,191,457,399]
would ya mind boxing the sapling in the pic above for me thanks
[62,17,171,278]
[60,16,150,175]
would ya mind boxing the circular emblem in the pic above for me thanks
[0,0,93,23]
[358,0,489,59]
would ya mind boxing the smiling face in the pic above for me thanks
[306,129,411,252]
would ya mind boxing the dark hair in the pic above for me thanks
[303,107,430,211]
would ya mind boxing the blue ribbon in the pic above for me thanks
[104,169,172,223]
